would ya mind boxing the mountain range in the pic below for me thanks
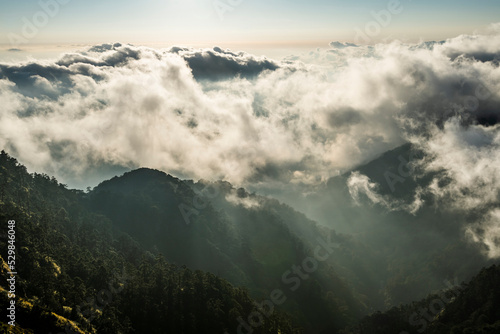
[0,144,498,333]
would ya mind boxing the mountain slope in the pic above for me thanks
[87,168,367,332]
[341,264,500,334]
[280,143,495,308]
[0,151,299,333]
[2,147,498,333]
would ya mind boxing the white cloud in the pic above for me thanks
[347,171,424,214]
[467,209,500,259]
[1,31,500,255]
[422,119,500,211]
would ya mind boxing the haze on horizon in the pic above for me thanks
[1,0,500,59]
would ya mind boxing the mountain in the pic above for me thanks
[86,167,366,332]
[1,148,499,334]
[279,143,495,307]
[340,265,500,334]
[0,151,299,333]
[0,150,368,333]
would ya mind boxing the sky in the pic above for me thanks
[1,0,500,58]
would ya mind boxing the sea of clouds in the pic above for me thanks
[1,26,499,256]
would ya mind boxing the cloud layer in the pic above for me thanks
[1,29,500,255]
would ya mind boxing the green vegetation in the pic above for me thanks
[0,151,299,333]
[87,168,365,332]
[341,265,500,334]
[1,149,500,334]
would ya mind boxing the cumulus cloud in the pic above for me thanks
[421,120,500,210]
[172,46,281,80]
[0,42,405,188]
[329,41,358,49]
[1,30,500,255]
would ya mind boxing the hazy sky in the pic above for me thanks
[1,0,499,54]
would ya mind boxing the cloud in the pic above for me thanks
[347,171,424,214]
[347,172,387,206]
[422,120,500,211]
[224,187,261,209]
[87,43,124,53]
[329,41,358,49]
[467,209,500,259]
[327,107,363,129]
[0,30,500,255]
[437,32,500,63]
[173,46,281,80]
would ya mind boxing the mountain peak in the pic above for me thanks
[94,167,181,192]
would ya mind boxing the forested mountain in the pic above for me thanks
[86,166,365,332]
[341,265,500,334]
[0,151,299,333]
[281,144,495,307]
[1,149,500,334]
